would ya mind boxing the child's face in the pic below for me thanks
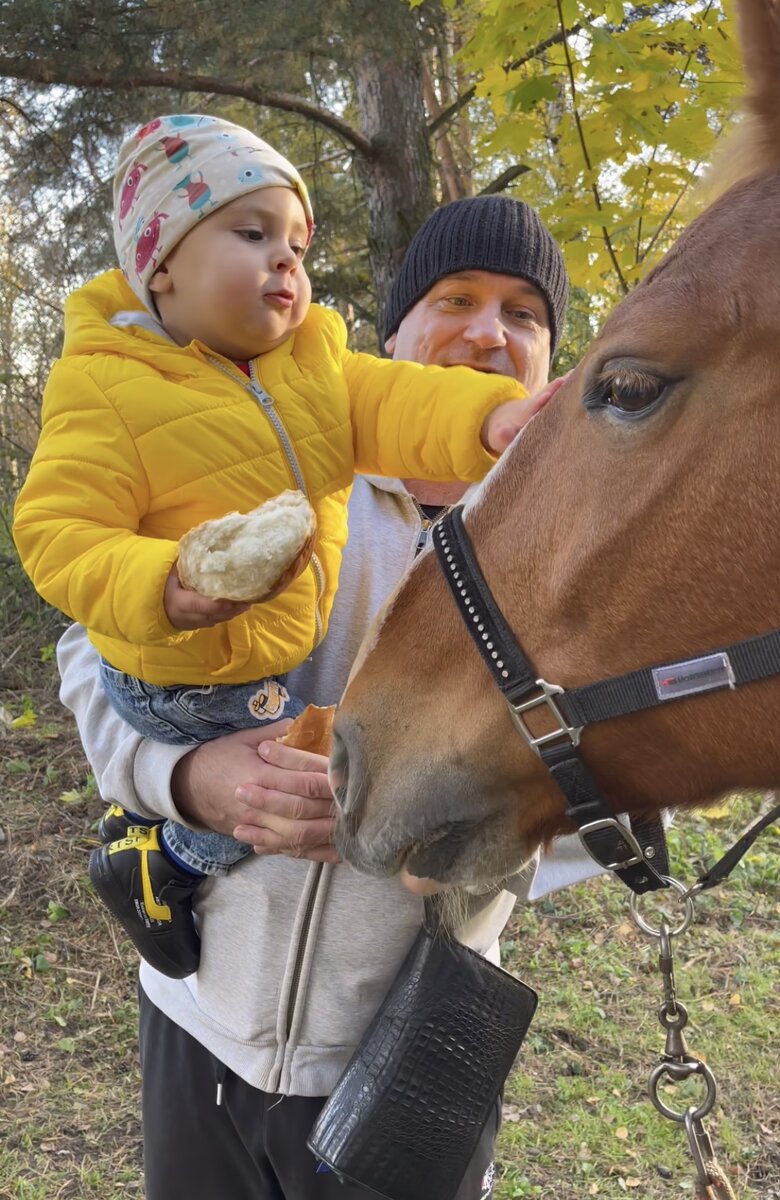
[149,188,312,360]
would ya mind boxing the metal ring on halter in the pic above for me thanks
[629,876,695,937]
[648,1059,717,1122]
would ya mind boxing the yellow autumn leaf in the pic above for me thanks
[59,789,85,806]
[703,801,733,819]
[11,710,37,729]
[454,0,740,314]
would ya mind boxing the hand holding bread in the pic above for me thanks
[166,491,316,631]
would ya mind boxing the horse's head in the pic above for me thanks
[332,0,780,888]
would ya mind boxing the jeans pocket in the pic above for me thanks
[167,686,232,736]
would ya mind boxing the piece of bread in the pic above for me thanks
[177,491,316,602]
[279,704,335,756]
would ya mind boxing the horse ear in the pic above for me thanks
[737,0,780,162]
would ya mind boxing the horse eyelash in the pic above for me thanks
[584,367,665,408]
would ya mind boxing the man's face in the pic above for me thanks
[386,269,551,393]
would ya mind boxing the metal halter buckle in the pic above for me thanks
[507,678,583,756]
[577,817,649,873]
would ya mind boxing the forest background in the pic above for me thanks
[0,0,746,518]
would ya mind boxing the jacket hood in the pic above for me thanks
[61,269,204,379]
[361,473,409,497]
[363,473,476,504]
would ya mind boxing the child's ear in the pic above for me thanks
[149,264,172,295]
[384,332,397,357]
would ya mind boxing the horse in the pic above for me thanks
[330,0,780,892]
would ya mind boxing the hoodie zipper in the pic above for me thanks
[284,862,324,1040]
[410,496,450,557]
[205,354,326,649]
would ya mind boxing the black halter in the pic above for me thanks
[433,507,780,896]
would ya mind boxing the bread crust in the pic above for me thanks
[279,704,335,756]
[177,490,316,602]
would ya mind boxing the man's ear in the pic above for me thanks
[149,263,172,295]
[384,332,397,356]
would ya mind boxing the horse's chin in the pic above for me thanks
[335,813,532,892]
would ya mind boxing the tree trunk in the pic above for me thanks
[349,0,436,342]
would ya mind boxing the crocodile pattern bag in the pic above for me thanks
[307,914,538,1200]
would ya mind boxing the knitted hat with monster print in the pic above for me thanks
[112,113,314,314]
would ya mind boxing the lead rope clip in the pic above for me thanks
[629,881,737,1199]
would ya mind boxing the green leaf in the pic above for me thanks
[7,758,32,774]
[508,75,559,113]
[603,0,624,23]
[47,900,70,923]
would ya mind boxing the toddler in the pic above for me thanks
[14,113,543,978]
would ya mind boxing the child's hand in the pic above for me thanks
[480,373,570,456]
[164,565,252,631]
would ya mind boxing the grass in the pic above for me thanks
[495,804,780,1198]
[1,645,778,1198]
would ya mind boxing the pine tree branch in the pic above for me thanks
[478,164,531,195]
[0,59,376,158]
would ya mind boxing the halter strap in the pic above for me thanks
[433,507,779,897]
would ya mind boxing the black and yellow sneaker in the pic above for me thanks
[88,825,201,979]
[97,804,135,842]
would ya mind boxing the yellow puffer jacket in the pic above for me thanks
[14,270,524,686]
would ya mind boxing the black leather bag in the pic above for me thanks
[307,908,538,1200]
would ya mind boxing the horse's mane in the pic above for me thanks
[703,0,780,204]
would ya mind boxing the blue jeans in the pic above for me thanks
[99,660,305,875]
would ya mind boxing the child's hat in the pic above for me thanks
[112,114,314,313]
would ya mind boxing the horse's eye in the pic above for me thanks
[586,368,667,419]
[607,373,664,413]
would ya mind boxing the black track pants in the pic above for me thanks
[139,988,501,1200]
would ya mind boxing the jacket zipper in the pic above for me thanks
[205,354,326,649]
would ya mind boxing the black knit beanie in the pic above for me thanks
[385,195,569,359]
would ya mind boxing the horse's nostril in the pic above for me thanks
[328,730,350,813]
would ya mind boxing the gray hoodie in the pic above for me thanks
[57,474,602,1096]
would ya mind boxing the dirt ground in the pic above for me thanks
[1,656,778,1199]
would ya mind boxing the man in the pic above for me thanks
[58,195,594,1200]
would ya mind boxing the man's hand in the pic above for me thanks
[171,724,339,863]
[164,565,251,631]
[480,374,569,456]
[233,740,339,863]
